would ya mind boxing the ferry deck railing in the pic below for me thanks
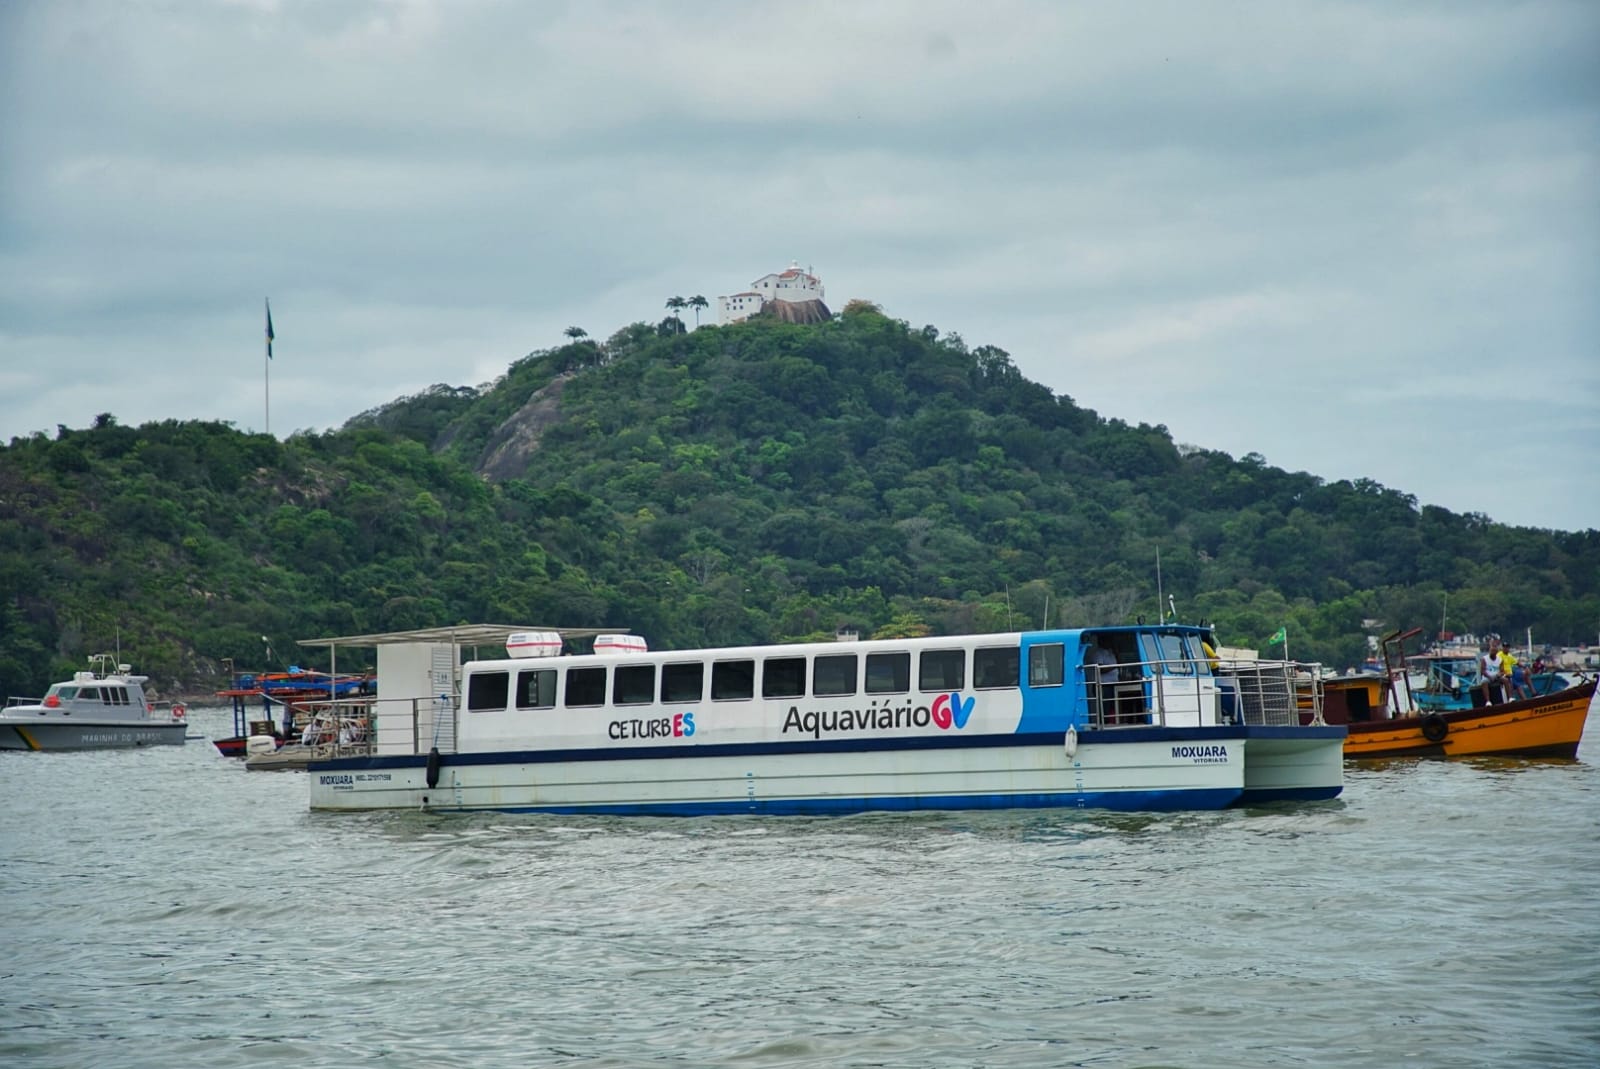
[333,694,459,758]
[1082,656,1323,729]
[271,695,384,759]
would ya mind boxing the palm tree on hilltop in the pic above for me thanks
[665,296,687,325]
[688,295,709,327]
[564,326,588,342]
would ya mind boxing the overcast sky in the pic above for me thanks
[3,1,1596,531]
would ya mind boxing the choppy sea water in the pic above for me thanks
[2,705,1597,1069]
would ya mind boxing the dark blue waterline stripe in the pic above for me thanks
[1237,786,1344,804]
[416,787,1244,818]
[313,725,1251,772]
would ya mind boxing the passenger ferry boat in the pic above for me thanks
[307,624,1345,815]
[1,655,188,751]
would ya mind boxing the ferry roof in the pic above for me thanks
[296,624,629,649]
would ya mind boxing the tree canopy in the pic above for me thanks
[3,307,1594,698]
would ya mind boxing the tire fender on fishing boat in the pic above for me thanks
[1420,714,1449,743]
[425,746,442,789]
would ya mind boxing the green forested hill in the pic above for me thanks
[3,302,1596,698]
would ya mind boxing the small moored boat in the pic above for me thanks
[1319,628,1593,759]
[212,664,374,757]
[1,655,188,751]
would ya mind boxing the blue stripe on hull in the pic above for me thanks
[423,787,1242,818]
[1236,786,1343,805]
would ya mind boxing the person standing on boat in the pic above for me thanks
[1084,643,1120,722]
[1501,644,1528,699]
[1481,634,1509,704]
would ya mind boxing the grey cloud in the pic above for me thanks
[0,0,1595,529]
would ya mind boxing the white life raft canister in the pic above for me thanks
[505,631,563,658]
[593,634,649,655]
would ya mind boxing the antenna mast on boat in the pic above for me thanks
[1155,547,1164,622]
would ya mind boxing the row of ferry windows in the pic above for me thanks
[465,644,1073,712]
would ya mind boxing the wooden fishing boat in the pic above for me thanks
[1318,628,1593,759]
[1329,676,1594,759]
[213,665,372,757]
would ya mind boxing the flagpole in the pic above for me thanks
[264,298,273,435]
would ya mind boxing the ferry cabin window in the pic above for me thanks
[614,664,656,706]
[515,669,557,710]
[661,662,704,704]
[1149,633,1197,676]
[919,649,965,691]
[974,646,1021,689]
[467,671,511,712]
[712,659,755,701]
[814,654,858,697]
[763,657,806,699]
[865,652,910,694]
[1028,644,1065,687]
[565,666,607,707]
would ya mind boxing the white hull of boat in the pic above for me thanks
[0,717,188,751]
[309,730,1344,815]
[1239,727,1346,804]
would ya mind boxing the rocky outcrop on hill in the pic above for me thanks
[768,298,831,325]
[476,373,573,481]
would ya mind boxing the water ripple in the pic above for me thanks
[1,705,1597,1067]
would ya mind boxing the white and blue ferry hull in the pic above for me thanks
[310,728,1251,816]
[1238,725,1347,803]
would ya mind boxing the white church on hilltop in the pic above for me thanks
[717,262,828,325]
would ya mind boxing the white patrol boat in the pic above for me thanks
[1,655,188,751]
[305,624,1345,816]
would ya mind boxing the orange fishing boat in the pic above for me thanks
[1326,676,1594,759]
[1318,628,1594,759]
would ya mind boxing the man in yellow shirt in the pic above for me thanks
[1498,644,1526,699]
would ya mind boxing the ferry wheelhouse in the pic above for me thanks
[305,623,1344,815]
